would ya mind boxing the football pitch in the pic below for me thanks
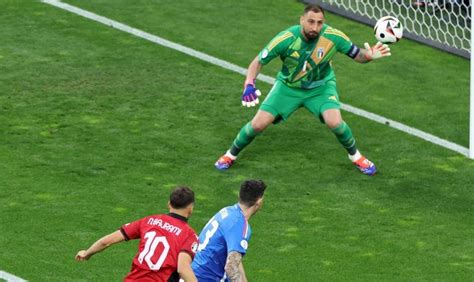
[1,0,473,280]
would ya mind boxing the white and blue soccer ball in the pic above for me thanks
[374,16,403,44]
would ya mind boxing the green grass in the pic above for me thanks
[0,0,473,281]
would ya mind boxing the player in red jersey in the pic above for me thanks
[75,186,199,282]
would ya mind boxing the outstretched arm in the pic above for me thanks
[244,56,263,85]
[354,42,391,64]
[75,230,125,261]
[224,251,247,282]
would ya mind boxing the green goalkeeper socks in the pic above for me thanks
[230,122,260,156]
[331,122,357,155]
[229,121,356,157]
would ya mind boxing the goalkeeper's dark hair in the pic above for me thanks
[170,186,195,209]
[304,4,325,15]
[239,180,267,207]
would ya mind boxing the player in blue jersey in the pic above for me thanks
[192,180,267,281]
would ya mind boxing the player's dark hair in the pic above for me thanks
[304,4,325,15]
[170,186,195,209]
[239,180,267,207]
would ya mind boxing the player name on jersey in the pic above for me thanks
[147,217,182,236]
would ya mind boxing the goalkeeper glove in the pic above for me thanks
[241,82,261,107]
[364,42,391,61]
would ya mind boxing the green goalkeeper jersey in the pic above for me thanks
[258,24,359,89]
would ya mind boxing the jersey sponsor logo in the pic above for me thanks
[261,49,269,59]
[290,51,300,58]
[191,242,199,253]
[317,47,324,58]
[240,240,248,250]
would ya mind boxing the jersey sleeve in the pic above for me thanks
[120,218,142,241]
[180,231,199,259]
[325,28,360,59]
[258,30,294,65]
[223,219,251,255]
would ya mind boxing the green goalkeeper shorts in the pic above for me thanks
[260,79,341,124]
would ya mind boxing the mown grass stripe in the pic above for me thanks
[41,0,469,157]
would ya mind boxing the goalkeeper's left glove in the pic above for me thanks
[364,42,391,61]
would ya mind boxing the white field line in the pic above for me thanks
[0,271,27,282]
[42,0,469,157]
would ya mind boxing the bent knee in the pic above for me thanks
[325,119,343,129]
[250,120,268,132]
[322,109,342,129]
[251,112,275,132]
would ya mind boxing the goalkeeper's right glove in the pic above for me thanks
[364,42,391,61]
[241,82,261,107]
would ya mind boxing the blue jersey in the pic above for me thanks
[192,204,251,281]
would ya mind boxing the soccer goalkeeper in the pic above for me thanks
[215,4,390,176]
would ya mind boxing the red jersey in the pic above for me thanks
[120,213,199,282]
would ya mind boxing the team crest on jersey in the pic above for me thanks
[240,240,248,250]
[317,48,324,58]
[192,242,199,253]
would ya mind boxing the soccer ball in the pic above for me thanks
[374,16,403,44]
